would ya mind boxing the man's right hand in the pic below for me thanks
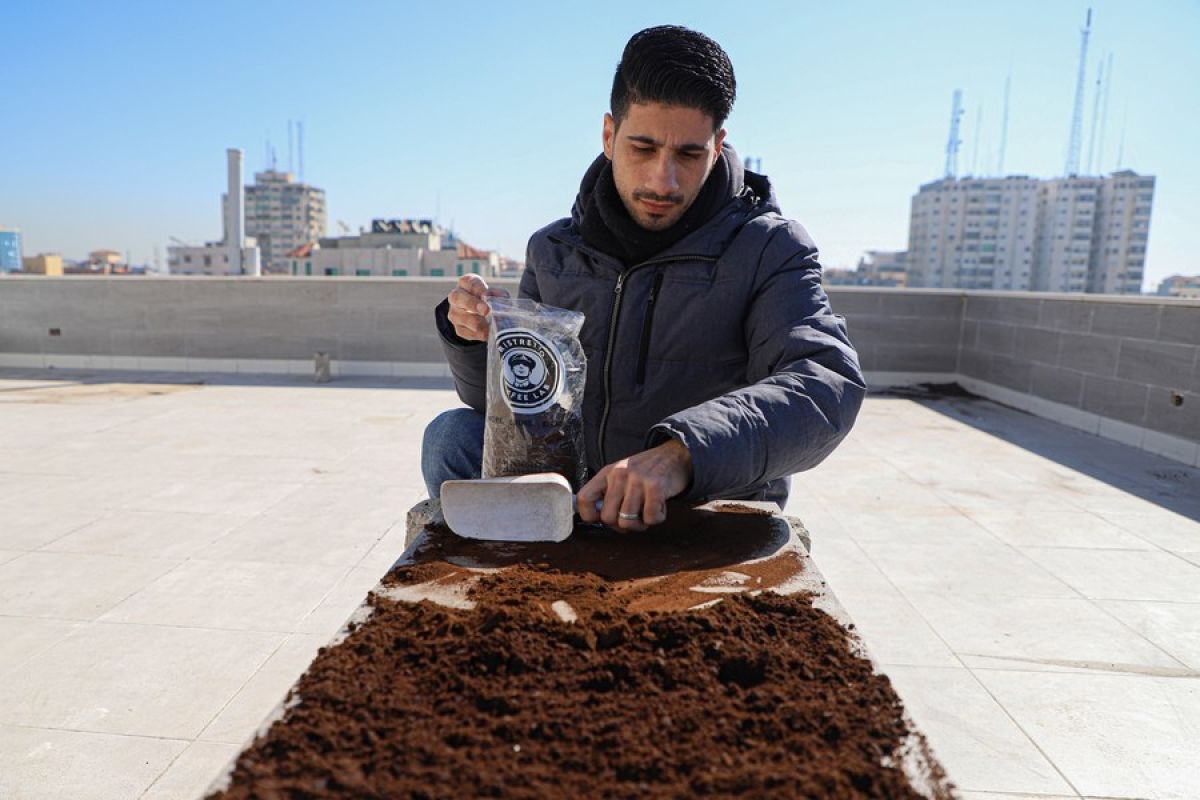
[446,274,510,342]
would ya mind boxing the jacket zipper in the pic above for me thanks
[596,253,718,464]
[635,269,665,385]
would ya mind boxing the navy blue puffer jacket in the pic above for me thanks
[436,147,865,507]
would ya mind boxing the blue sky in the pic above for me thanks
[2,0,1197,289]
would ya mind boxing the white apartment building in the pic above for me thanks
[908,176,1040,291]
[1090,171,1154,294]
[907,171,1154,294]
[245,170,326,275]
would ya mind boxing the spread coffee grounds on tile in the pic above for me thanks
[207,521,954,799]
[481,298,587,491]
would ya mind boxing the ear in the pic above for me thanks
[602,113,616,160]
[713,127,727,165]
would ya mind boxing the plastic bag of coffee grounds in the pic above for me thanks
[482,297,587,491]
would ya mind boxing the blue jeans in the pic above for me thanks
[421,408,485,499]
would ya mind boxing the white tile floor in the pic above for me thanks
[0,370,1197,799]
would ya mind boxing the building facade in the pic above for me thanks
[907,171,1154,294]
[855,250,908,287]
[0,227,22,273]
[22,253,64,276]
[288,219,506,278]
[245,170,326,275]
[1157,274,1200,299]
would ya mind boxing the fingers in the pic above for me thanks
[446,274,495,342]
[616,480,647,533]
[576,470,607,523]
[641,483,667,526]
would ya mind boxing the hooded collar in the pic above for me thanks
[564,143,775,265]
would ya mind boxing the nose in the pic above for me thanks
[646,153,680,197]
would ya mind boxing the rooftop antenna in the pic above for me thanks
[1116,105,1127,169]
[971,105,983,176]
[1097,53,1114,173]
[1064,8,1092,176]
[1085,56,1105,174]
[298,121,305,182]
[288,120,294,174]
[997,74,1011,175]
[944,89,964,178]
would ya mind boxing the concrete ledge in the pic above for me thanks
[0,352,452,379]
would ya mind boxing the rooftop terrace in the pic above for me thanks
[0,369,1197,798]
[1,279,1199,798]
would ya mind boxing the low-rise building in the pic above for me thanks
[855,250,908,287]
[22,253,64,275]
[1157,274,1200,299]
[288,219,507,278]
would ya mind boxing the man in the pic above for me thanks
[507,353,537,391]
[425,25,864,532]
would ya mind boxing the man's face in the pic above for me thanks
[603,102,726,231]
[512,362,532,379]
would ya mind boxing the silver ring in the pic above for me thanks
[618,512,641,521]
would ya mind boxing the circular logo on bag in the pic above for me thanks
[496,328,563,414]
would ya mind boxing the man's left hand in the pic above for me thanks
[577,439,693,532]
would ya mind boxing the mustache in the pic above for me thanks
[633,190,684,205]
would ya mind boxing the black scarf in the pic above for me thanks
[579,149,733,266]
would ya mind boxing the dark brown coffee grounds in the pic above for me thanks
[208,554,954,799]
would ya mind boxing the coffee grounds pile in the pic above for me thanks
[209,557,952,799]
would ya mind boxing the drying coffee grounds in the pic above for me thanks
[208,564,954,799]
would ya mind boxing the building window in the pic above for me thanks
[325,268,339,276]
[456,264,465,276]
[392,269,408,277]
[305,263,313,276]
[356,269,370,277]
[430,268,445,277]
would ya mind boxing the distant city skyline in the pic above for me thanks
[2,1,1196,289]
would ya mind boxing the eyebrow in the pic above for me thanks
[625,134,708,153]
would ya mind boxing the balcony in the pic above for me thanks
[1,276,1198,798]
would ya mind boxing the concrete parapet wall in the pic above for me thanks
[1,276,1197,465]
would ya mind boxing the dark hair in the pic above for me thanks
[610,25,736,131]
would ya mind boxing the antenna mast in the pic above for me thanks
[1064,8,1092,175]
[944,89,964,178]
[1097,53,1114,173]
[1086,57,1105,174]
[288,120,294,174]
[298,121,305,183]
[998,75,1011,175]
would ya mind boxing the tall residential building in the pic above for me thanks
[245,170,326,274]
[907,170,1154,294]
[0,227,23,273]
[907,176,1040,291]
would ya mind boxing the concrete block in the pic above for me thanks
[989,355,1034,393]
[957,348,991,380]
[88,355,114,370]
[960,319,978,350]
[1091,303,1161,340]
[41,328,112,356]
[1142,389,1200,442]
[1141,429,1200,467]
[135,356,187,371]
[0,326,48,354]
[876,292,962,318]
[976,321,1017,355]
[1029,363,1083,407]
[1059,332,1119,377]
[1038,299,1093,332]
[395,362,449,378]
[1035,395,1101,435]
[110,329,187,358]
[43,354,90,370]
[826,290,881,316]
[965,294,1039,324]
[1097,417,1145,449]
[1158,305,1200,346]
[1015,327,1061,365]
[109,356,140,371]
[186,358,237,374]
[1116,339,1198,391]
[845,315,961,348]
[338,360,394,377]
[872,344,958,373]
[0,353,45,368]
[1081,375,1150,426]
[854,344,879,372]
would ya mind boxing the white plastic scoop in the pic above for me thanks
[440,473,577,543]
